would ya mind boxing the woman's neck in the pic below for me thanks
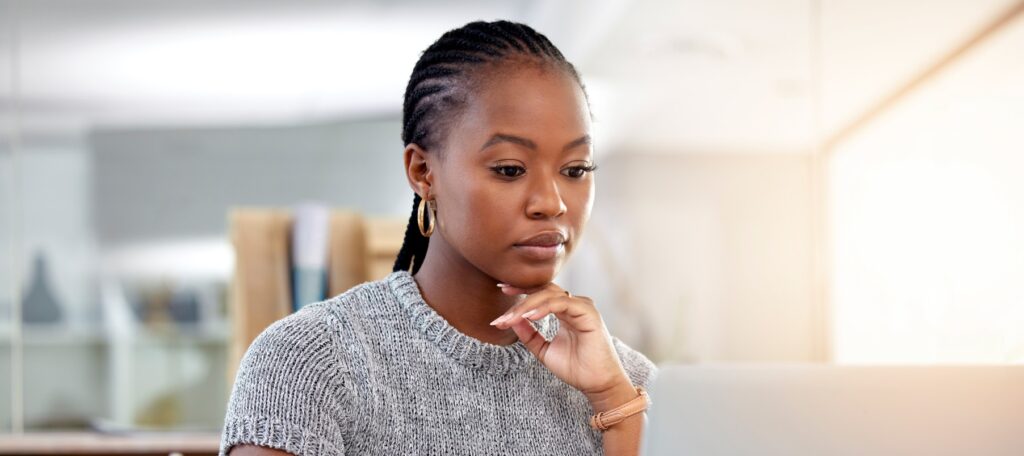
[412,236,523,346]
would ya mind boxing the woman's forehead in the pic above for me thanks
[455,65,591,145]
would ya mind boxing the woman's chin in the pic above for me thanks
[504,265,561,289]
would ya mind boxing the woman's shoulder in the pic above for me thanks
[314,271,406,317]
[270,272,399,328]
[226,276,399,427]
[237,301,346,381]
[610,336,659,390]
[244,273,397,362]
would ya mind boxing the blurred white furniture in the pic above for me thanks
[643,364,1024,456]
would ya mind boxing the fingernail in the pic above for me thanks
[490,314,509,325]
[497,283,508,288]
[521,310,537,319]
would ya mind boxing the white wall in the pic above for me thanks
[564,152,818,363]
[829,15,1024,364]
[90,118,410,245]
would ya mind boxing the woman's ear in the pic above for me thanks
[403,143,434,199]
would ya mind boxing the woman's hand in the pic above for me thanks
[489,282,637,411]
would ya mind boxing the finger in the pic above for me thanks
[490,287,570,327]
[490,282,565,322]
[497,282,547,296]
[521,295,601,333]
[508,316,551,361]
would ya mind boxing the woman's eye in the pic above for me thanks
[492,165,526,178]
[562,164,598,179]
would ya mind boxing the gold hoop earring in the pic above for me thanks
[417,198,435,237]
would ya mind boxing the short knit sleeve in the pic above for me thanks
[612,336,659,390]
[220,304,351,456]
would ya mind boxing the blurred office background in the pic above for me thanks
[1,0,1023,438]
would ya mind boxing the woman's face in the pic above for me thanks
[430,63,594,288]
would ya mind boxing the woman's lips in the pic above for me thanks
[513,230,567,261]
[513,243,565,261]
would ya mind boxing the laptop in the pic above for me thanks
[641,364,1024,456]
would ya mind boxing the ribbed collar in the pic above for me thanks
[386,270,552,375]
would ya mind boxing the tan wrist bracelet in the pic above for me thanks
[589,386,651,431]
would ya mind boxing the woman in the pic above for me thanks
[222,20,656,456]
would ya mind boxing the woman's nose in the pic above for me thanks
[526,174,567,219]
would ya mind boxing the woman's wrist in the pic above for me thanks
[586,375,639,413]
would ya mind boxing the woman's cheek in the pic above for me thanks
[453,186,498,239]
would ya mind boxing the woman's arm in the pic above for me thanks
[588,379,647,455]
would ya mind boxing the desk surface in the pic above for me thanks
[0,432,220,455]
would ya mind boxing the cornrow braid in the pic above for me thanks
[392,20,587,274]
[392,193,429,274]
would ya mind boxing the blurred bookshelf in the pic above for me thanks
[0,321,230,434]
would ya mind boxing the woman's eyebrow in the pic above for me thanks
[480,133,536,151]
[479,133,591,152]
[562,135,591,152]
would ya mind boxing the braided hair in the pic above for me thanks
[392,20,588,274]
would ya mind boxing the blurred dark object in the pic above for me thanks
[167,290,200,324]
[22,251,64,324]
[130,283,200,327]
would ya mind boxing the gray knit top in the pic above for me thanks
[220,270,657,455]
